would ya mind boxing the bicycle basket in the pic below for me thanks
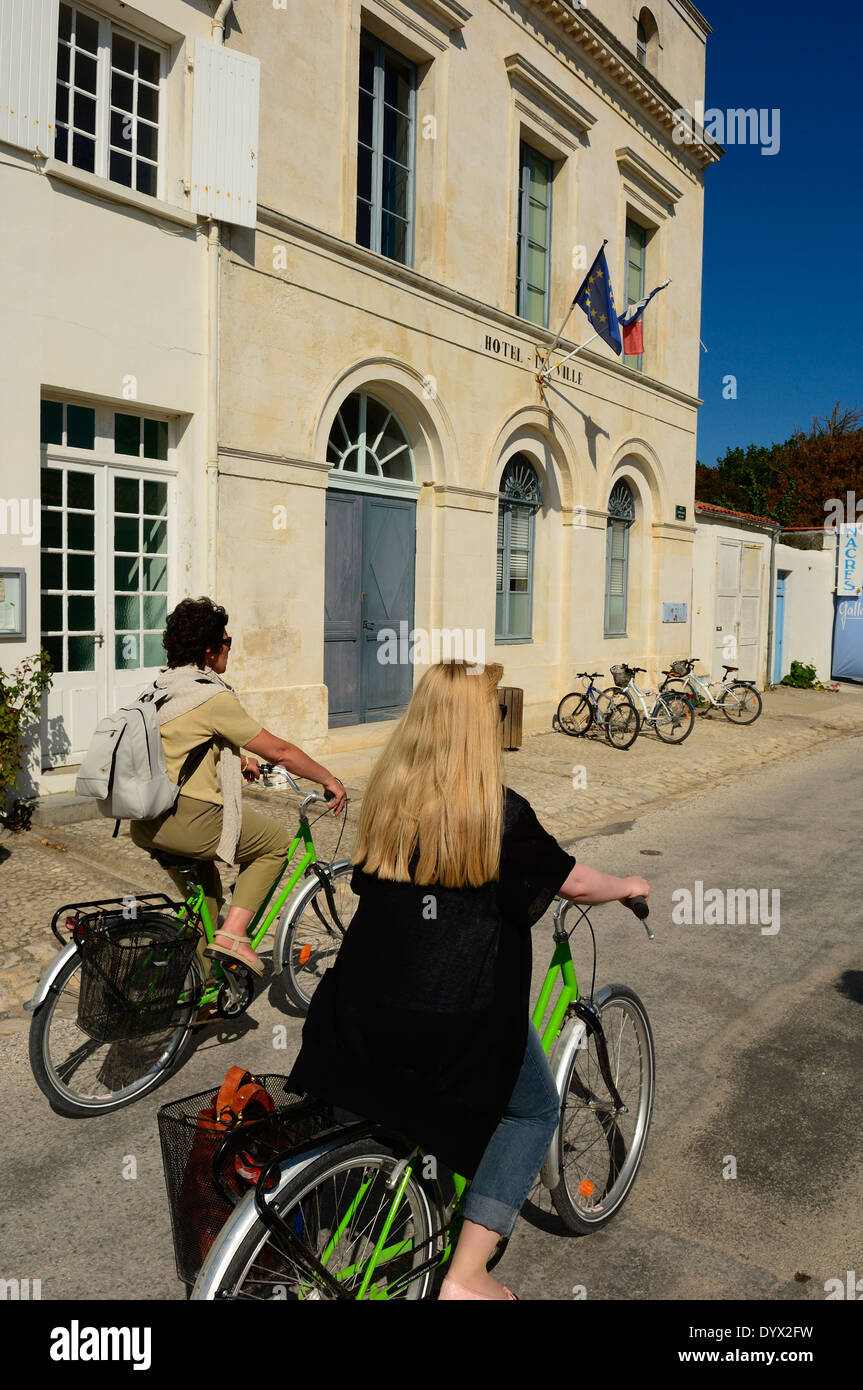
[75,914,200,1044]
[157,1077,335,1287]
[670,659,691,677]
[610,664,630,688]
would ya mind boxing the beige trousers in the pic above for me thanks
[130,794,293,928]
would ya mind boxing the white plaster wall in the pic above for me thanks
[773,543,834,685]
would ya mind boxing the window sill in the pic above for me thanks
[41,159,197,228]
[495,636,533,644]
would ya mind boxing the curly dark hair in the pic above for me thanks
[163,597,229,669]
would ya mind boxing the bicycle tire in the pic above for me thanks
[720,683,762,725]
[556,692,593,737]
[603,696,641,750]
[196,1137,435,1301]
[280,862,358,1011]
[29,915,203,1118]
[653,691,694,744]
[550,985,655,1234]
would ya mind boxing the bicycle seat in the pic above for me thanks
[722,665,739,673]
[149,849,199,874]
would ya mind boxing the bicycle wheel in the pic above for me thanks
[720,683,762,725]
[602,695,641,750]
[29,915,203,1117]
[556,693,593,737]
[281,863,358,1011]
[198,1138,434,1301]
[551,985,655,1234]
[653,691,694,744]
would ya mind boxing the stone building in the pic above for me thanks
[0,0,720,802]
[217,0,719,770]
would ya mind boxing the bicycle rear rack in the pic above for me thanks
[50,893,181,946]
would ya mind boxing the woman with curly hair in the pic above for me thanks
[130,596,345,976]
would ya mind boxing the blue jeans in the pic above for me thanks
[462,1021,560,1239]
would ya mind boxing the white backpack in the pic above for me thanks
[75,682,213,831]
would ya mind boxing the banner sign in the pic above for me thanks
[832,595,863,680]
[837,524,862,596]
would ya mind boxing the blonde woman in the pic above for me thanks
[289,661,648,1300]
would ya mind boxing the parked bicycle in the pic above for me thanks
[554,671,641,750]
[26,776,353,1117]
[659,658,762,725]
[186,896,655,1301]
[610,664,694,744]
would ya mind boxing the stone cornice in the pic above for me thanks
[504,51,597,135]
[368,0,472,46]
[674,0,712,37]
[415,0,472,30]
[519,1,722,167]
[615,145,684,209]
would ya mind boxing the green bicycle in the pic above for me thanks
[26,777,355,1117]
[190,896,655,1300]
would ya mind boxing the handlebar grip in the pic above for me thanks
[323,788,335,801]
[627,895,649,919]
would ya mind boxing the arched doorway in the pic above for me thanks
[324,391,419,726]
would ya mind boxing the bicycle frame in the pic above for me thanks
[176,814,321,1008]
[622,678,675,724]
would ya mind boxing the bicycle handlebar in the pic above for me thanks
[626,895,654,940]
[576,671,604,680]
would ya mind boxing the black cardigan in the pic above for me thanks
[287,787,576,1178]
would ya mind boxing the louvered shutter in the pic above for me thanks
[0,0,59,153]
[191,40,260,228]
[508,505,531,592]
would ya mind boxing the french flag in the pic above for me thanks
[620,281,669,355]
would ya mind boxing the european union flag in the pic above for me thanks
[573,246,622,355]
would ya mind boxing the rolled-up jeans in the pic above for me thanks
[462,1020,560,1239]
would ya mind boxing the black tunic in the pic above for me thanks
[287,787,576,1178]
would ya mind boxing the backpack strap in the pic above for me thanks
[169,736,217,810]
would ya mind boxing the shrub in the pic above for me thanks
[0,651,54,832]
[780,660,824,689]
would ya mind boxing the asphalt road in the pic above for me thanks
[1,736,861,1302]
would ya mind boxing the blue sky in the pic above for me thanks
[695,0,857,467]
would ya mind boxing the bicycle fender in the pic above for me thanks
[539,985,614,1191]
[271,857,353,976]
[23,942,79,1012]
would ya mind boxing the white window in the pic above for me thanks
[54,2,165,197]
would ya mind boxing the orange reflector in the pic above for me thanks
[298,944,311,965]
[578,1179,595,1198]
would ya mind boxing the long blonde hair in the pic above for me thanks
[352,660,505,887]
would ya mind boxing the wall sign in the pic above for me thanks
[0,569,26,640]
[675,505,687,520]
[837,523,861,596]
[662,602,687,623]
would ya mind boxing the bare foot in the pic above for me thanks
[442,1271,511,1299]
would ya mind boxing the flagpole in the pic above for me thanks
[541,332,601,379]
[543,238,609,363]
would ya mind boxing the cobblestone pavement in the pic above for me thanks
[2,685,861,1036]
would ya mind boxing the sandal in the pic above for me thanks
[203,930,264,978]
[437,1276,518,1300]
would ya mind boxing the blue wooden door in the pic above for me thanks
[773,571,788,683]
[324,490,415,726]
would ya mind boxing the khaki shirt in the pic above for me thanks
[160,691,262,806]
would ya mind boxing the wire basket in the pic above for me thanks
[610,664,631,688]
[157,1077,336,1287]
[670,659,691,677]
[76,914,200,1044]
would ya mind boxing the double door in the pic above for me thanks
[713,538,763,681]
[324,489,415,726]
[40,460,172,767]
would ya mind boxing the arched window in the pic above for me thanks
[496,454,542,640]
[636,9,658,69]
[604,480,635,637]
[326,392,414,481]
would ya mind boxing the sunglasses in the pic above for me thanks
[220,635,232,651]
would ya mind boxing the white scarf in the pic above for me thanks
[151,664,243,864]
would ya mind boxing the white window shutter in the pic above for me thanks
[191,40,259,228]
[0,0,59,154]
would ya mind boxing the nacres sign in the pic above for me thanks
[838,524,861,596]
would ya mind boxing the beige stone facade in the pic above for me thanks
[217,0,719,755]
